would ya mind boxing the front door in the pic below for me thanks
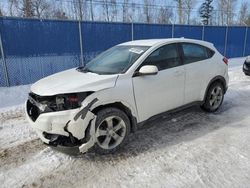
[132,43,185,122]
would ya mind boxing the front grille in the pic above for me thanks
[245,63,250,68]
[26,92,51,122]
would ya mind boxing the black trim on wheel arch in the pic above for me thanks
[203,76,227,103]
[91,102,138,133]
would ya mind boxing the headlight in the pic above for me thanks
[56,94,81,111]
[54,93,93,111]
[28,92,93,113]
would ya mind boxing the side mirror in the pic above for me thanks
[137,65,158,76]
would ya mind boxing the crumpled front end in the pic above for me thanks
[25,94,99,154]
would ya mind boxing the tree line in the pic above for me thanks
[0,0,249,26]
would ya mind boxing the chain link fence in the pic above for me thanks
[0,17,249,87]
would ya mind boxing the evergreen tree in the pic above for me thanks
[199,0,214,25]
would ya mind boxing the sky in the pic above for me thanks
[0,0,245,18]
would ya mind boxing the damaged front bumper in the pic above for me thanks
[25,99,98,154]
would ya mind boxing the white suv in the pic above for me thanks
[26,38,229,154]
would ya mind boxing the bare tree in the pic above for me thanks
[227,0,237,25]
[184,0,196,24]
[238,1,248,25]
[144,0,149,23]
[32,0,51,19]
[218,0,225,25]
[102,0,110,22]
[158,6,173,24]
[246,15,250,26]
[174,0,184,24]
[89,0,94,21]
[144,0,155,23]
[78,0,83,21]
[8,0,18,16]
[101,0,117,22]
[218,0,237,25]
[73,0,87,21]
[53,9,68,20]
[110,0,117,21]
[122,0,129,22]
[22,0,35,17]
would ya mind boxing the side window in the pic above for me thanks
[182,43,209,64]
[140,44,181,71]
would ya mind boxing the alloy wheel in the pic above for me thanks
[95,116,126,150]
[209,86,223,110]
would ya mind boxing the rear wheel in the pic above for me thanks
[94,107,130,154]
[201,82,225,112]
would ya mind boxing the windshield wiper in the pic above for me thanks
[77,66,98,74]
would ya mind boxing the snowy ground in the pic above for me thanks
[1,58,250,188]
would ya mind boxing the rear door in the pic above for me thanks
[180,43,215,104]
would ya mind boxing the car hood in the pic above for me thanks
[31,68,119,96]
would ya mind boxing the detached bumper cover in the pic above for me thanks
[25,98,98,153]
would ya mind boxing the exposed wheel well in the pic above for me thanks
[91,102,137,133]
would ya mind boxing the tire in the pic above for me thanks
[201,82,225,112]
[94,107,131,154]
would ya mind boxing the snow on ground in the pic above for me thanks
[1,57,250,188]
[0,85,30,108]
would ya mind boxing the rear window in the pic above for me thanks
[182,43,214,64]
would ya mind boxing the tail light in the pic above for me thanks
[223,57,228,65]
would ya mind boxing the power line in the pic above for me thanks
[55,0,237,14]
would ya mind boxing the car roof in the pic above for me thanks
[119,38,214,48]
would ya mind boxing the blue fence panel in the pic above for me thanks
[134,23,172,40]
[82,22,131,62]
[0,18,81,85]
[204,26,226,55]
[174,25,202,40]
[0,17,250,86]
[244,28,250,56]
[1,18,80,56]
[226,27,246,58]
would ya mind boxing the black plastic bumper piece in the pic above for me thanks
[45,143,81,155]
[243,63,250,75]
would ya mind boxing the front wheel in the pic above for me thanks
[201,82,225,112]
[94,107,131,154]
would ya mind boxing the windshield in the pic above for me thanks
[78,45,149,74]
